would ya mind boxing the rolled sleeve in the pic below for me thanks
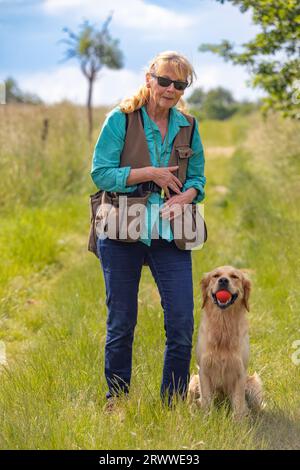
[91,107,138,193]
[115,166,133,192]
[182,120,206,204]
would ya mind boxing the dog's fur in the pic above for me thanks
[188,266,263,418]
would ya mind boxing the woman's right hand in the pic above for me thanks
[151,166,182,198]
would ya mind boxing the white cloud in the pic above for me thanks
[18,65,145,105]
[189,62,265,101]
[44,0,82,9]
[43,0,195,35]
[17,61,263,107]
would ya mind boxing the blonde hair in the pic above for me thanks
[119,51,196,114]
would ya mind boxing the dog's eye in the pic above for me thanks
[212,274,219,278]
[230,274,239,279]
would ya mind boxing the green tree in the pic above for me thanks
[61,14,124,140]
[5,77,42,104]
[188,86,239,120]
[202,87,238,120]
[187,87,206,106]
[199,0,300,119]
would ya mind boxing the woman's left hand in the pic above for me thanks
[160,188,198,221]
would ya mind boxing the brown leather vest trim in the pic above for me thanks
[119,108,195,185]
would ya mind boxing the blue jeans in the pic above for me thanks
[96,236,194,404]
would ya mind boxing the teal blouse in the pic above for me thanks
[91,105,206,246]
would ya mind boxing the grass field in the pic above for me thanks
[0,104,299,449]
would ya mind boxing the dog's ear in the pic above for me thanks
[242,275,251,312]
[201,273,211,309]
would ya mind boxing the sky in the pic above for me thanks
[0,0,265,105]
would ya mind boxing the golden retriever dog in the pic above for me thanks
[188,266,263,418]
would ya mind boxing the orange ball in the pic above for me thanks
[216,290,231,303]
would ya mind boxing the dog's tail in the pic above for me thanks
[245,372,264,411]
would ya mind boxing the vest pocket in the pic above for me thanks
[95,191,151,243]
[170,203,207,250]
[175,145,194,159]
[175,145,194,184]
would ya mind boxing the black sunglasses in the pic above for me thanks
[150,73,188,91]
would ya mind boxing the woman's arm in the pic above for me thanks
[125,166,155,186]
[91,108,140,193]
[181,120,206,203]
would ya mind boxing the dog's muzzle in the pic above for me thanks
[212,291,238,310]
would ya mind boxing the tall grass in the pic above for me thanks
[0,103,106,211]
[0,103,107,355]
[0,104,299,449]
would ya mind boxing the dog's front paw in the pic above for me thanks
[232,405,249,421]
[187,373,201,404]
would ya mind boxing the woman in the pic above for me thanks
[91,51,206,406]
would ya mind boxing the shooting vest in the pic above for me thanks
[120,108,195,183]
[88,108,207,259]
